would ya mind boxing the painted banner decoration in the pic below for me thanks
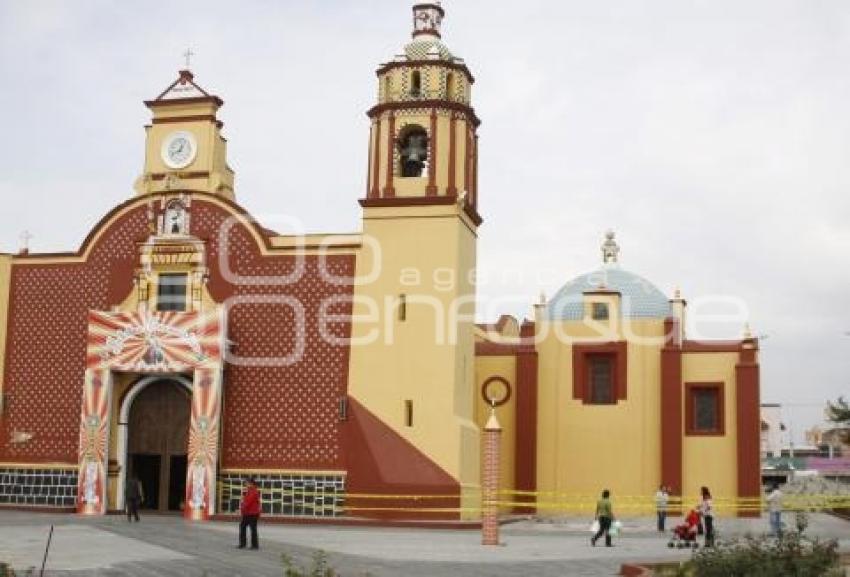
[78,309,225,518]
[86,310,223,372]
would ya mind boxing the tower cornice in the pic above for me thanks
[367,100,480,127]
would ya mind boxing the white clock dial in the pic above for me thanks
[161,131,197,169]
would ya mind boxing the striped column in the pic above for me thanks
[482,410,502,546]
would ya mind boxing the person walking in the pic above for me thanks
[125,475,143,523]
[655,484,669,532]
[238,477,261,550]
[767,483,783,536]
[699,486,715,547]
[591,489,615,547]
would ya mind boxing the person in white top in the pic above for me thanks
[767,484,783,536]
[699,486,715,547]
[654,485,670,532]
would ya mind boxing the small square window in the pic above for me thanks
[591,303,610,320]
[157,273,187,312]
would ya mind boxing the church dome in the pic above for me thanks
[547,265,671,320]
[403,38,454,61]
[547,231,671,320]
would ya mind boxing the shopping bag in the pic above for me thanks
[609,520,623,536]
[589,520,600,533]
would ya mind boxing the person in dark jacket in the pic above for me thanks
[125,475,143,522]
[238,477,261,550]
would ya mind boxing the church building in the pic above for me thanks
[0,3,760,521]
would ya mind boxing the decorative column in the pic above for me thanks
[447,113,458,196]
[736,337,761,518]
[77,369,113,515]
[370,117,381,198]
[481,407,502,546]
[660,317,683,515]
[383,112,396,197]
[427,108,438,196]
[185,368,223,520]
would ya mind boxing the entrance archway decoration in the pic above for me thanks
[78,309,225,520]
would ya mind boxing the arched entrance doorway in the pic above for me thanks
[125,379,191,512]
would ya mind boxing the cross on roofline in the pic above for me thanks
[20,230,32,250]
[183,48,195,69]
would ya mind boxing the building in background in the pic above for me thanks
[761,403,788,458]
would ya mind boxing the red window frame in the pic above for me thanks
[572,342,627,405]
[685,382,725,436]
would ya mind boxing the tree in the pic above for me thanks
[825,397,850,444]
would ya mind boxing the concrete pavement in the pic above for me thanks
[0,510,847,576]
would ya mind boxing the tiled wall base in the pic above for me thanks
[218,472,344,518]
[0,467,78,508]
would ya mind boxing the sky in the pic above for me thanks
[0,0,848,441]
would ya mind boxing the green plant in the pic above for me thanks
[281,550,337,577]
[678,530,840,577]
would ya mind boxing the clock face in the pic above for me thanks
[161,131,197,169]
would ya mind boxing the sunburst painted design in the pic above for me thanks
[76,369,110,514]
[79,308,226,519]
[185,368,223,519]
[86,310,223,372]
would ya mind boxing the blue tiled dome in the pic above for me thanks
[548,265,671,320]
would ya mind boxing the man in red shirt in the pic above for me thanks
[238,477,261,550]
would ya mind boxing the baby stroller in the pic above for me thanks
[668,509,700,549]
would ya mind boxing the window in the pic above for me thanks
[446,72,455,99]
[591,302,609,320]
[405,400,413,427]
[411,70,422,97]
[157,273,188,312]
[398,126,428,177]
[398,294,407,321]
[572,342,627,404]
[587,355,615,404]
[686,383,725,435]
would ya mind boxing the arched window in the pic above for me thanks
[398,126,428,177]
[446,73,455,100]
[411,70,422,97]
[384,76,391,101]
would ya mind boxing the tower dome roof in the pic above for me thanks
[547,264,671,320]
[403,37,454,61]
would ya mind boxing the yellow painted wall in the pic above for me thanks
[682,352,739,514]
[347,202,480,508]
[536,317,666,513]
[0,255,11,415]
[474,355,517,506]
[136,101,234,198]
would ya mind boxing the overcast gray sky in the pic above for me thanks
[1,0,848,442]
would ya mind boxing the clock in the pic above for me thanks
[161,131,197,169]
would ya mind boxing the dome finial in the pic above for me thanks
[412,2,445,39]
[601,230,620,264]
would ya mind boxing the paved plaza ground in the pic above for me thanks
[0,510,847,576]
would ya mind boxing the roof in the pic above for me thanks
[403,38,454,61]
[547,264,672,320]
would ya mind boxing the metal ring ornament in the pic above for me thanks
[481,376,512,407]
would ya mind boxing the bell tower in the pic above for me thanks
[134,70,235,199]
[348,2,482,517]
[365,2,480,213]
